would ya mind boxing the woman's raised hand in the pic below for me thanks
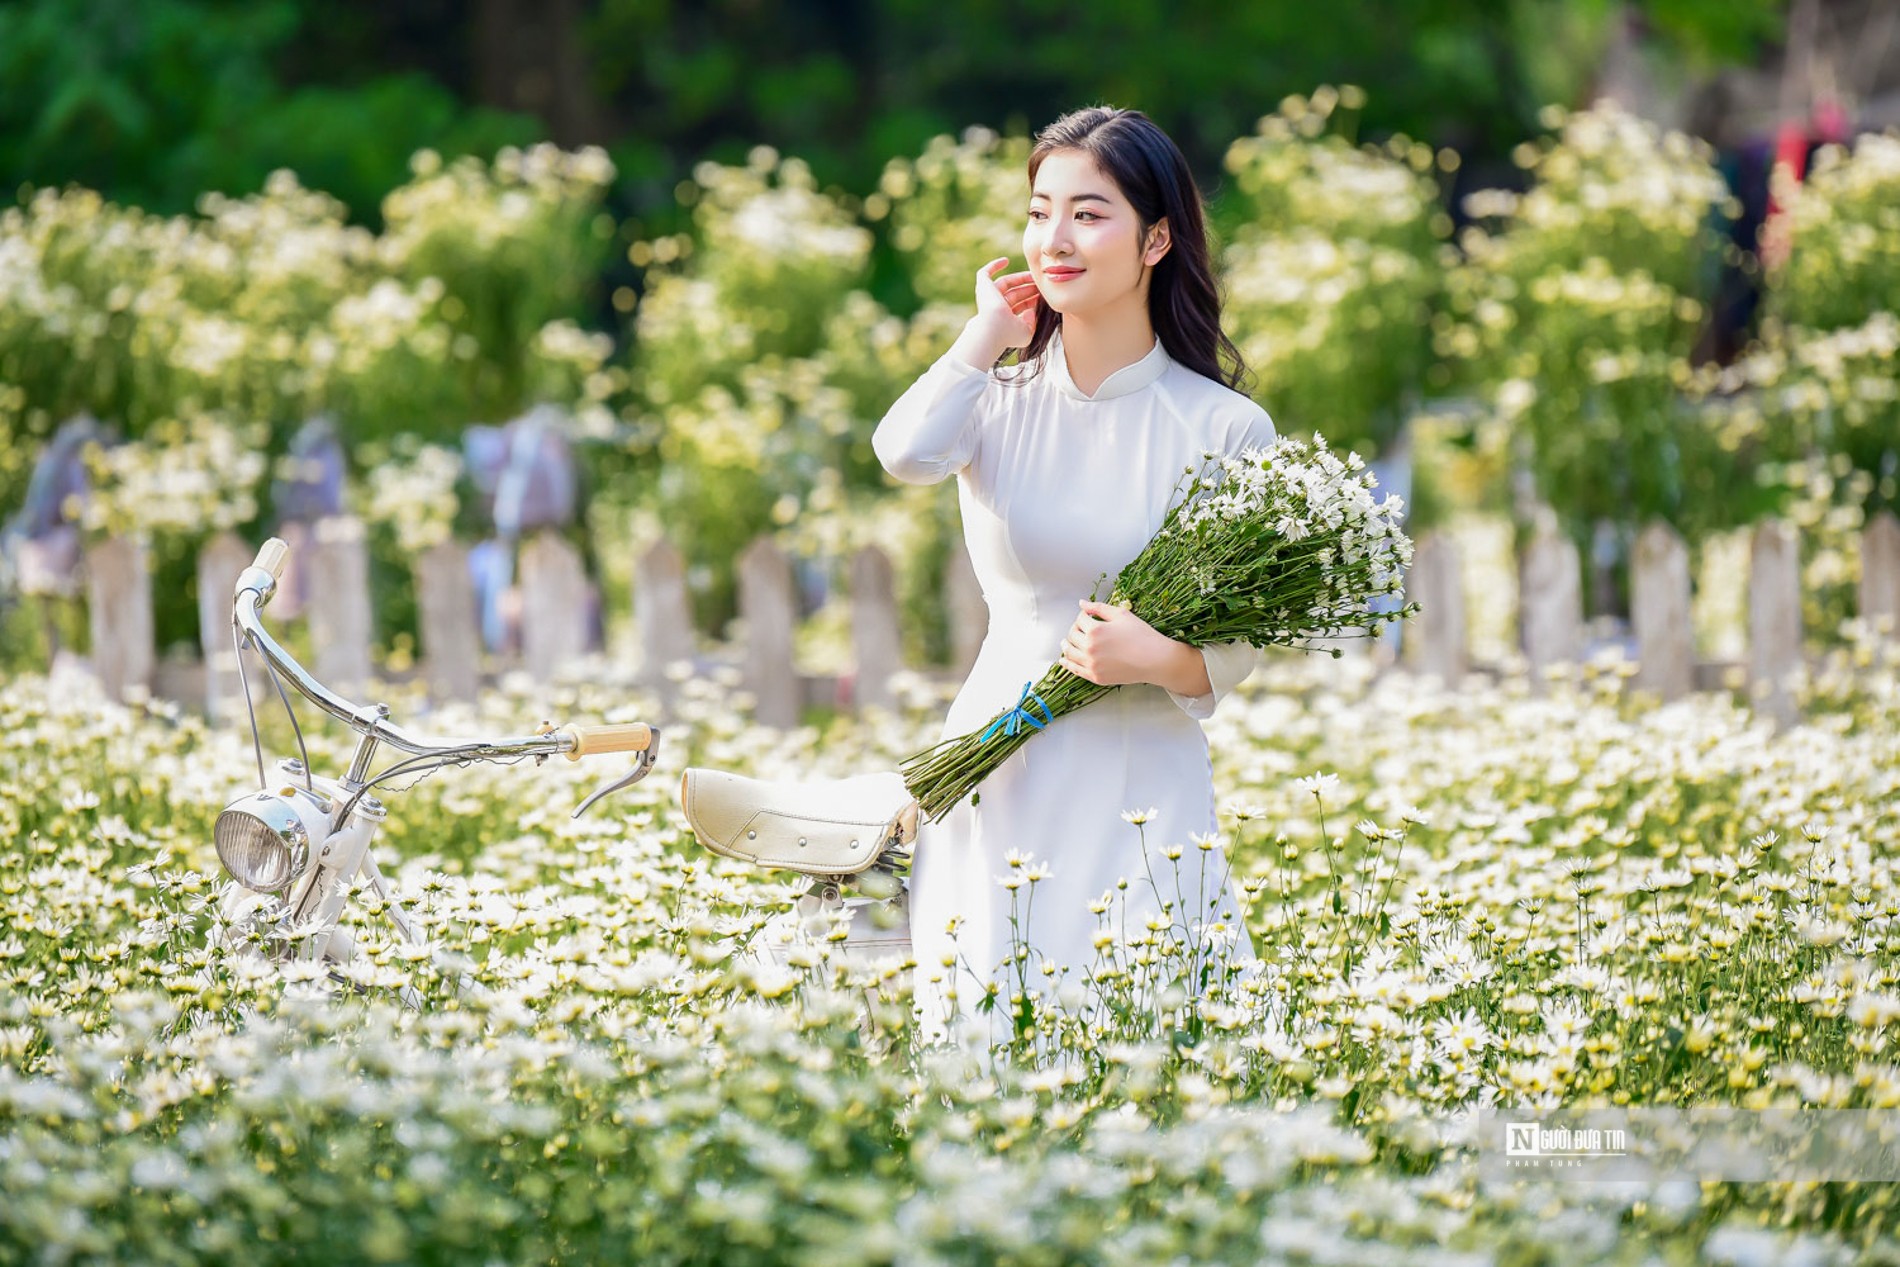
[974,257,1040,346]
[948,257,1039,371]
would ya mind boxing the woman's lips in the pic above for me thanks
[1042,267,1085,282]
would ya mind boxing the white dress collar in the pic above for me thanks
[1047,328,1170,402]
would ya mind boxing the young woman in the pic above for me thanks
[873,106,1275,1046]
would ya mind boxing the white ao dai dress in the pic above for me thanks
[873,330,1277,1045]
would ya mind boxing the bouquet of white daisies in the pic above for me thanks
[901,435,1416,822]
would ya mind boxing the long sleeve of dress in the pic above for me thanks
[872,352,991,485]
[1166,639,1260,720]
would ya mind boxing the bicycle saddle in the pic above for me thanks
[678,768,918,877]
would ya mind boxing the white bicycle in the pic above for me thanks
[210,538,660,981]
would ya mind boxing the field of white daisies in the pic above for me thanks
[5,77,1900,1265]
[3,635,1899,1265]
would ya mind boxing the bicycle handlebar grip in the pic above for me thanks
[560,722,653,760]
[254,537,290,583]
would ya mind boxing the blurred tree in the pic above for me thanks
[583,0,872,195]
[1639,0,1788,65]
[4,0,1790,228]
[0,0,538,221]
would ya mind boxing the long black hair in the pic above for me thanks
[1014,105,1250,393]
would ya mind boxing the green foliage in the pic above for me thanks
[1216,88,1449,459]
[1769,137,1900,336]
[854,0,1784,188]
[874,129,1032,309]
[0,145,618,659]
[1444,102,1765,544]
[0,147,617,510]
[1637,0,1788,66]
[0,0,538,222]
[379,146,622,430]
[14,76,1900,664]
[1759,136,1900,516]
[1,0,1793,243]
[628,148,909,632]
[588,0,865,172]
[632,149,874,408]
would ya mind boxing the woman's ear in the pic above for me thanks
[1142,218,1172,266]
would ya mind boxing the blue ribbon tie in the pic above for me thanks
[979,681,1053,743]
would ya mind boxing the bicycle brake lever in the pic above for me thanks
[571,743,661,819]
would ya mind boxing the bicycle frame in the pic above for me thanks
[213,539,660,980]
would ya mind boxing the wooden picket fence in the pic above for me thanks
[75,509,1900,725]
[1403,511,1900,725]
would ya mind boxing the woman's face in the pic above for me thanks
[1023,148,1170,319]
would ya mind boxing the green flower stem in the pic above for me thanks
[902,662,1110,822]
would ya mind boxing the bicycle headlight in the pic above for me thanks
[215,789,326,892]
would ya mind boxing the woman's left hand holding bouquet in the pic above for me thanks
[1059,599,1212,696]
[903,435,1414,823]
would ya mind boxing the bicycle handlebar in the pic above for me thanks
[235,539,647,766]
[255,537,289,584]
[558,722,654,759]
